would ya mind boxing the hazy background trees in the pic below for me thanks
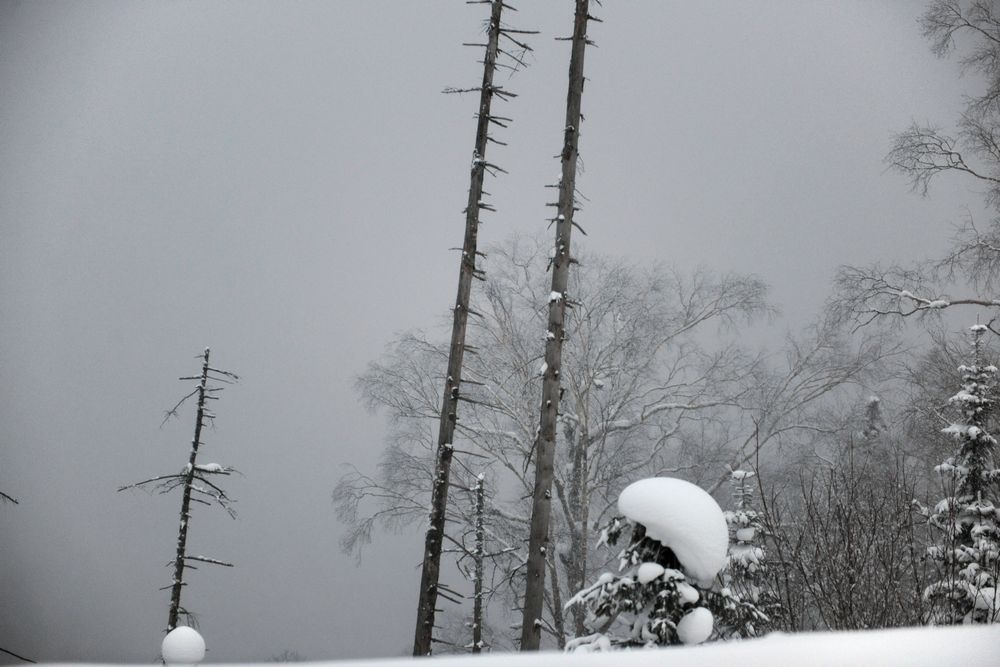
[335,232,909,648]
[4,0,997,660]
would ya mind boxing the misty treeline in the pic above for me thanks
[335,0,1000,654]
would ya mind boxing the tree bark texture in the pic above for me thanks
[472,475,485,654]
[520,0,591,651]
[413,0,506,656]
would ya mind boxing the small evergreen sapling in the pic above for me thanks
[918,325,1000,624]
[713,469,775,638]
[565,478,727,650]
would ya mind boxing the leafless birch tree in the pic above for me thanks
[118,348,239,632]
[836,0,1000,331]
[337,236,770,648]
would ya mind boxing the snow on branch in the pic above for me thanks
[833,263,1000,331]
[184,555,234,568]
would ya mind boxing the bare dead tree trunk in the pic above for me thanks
[520,0,593,651]
[472,474,485,654]
[413,0,511,656]
[547,552,567,649]
[119,348,238,633]
[167,348,211,632]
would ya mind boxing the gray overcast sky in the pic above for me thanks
[0,1,985,662]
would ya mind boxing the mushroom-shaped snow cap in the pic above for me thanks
[162,626,206,665]
[617,477,728,586]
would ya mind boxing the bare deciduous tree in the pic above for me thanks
[836,0,1000,331]
[336,235,771,648]
[119,348,239,632]
[758,398,929,632]
[700,316,897,498]
[890,1,1000,205]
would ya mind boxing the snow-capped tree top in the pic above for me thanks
[617,477,728,586]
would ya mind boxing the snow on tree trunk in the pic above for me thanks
[520,0,594,650]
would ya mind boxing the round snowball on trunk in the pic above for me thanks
[162,626,205,665]
[676,607,714,645]
[618,477,728,586]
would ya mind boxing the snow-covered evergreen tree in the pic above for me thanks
[920,324,1000,625]
[565,478,728,650]
[863,395,886,441]
[714,469,775,638]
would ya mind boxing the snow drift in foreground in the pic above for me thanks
[47,624,997,667]
[617,477,729,586]
[394,626,995,667]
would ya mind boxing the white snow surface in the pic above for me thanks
[635,562,665,584]
[617,477,729,586]
[974,587,999,619]
[161,626,206,665]
[98,625,1000,667]
[676,607,713,645]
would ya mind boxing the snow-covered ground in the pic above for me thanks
[334,626,997,666]
[44,624,998,666]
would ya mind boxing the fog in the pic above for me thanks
[0,1,982,662]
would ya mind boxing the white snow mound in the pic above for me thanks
[162,626,206,665]
[636,562,665,584]
[676,607,714,645]
[618,477,728,586]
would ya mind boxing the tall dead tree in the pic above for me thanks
[520,0,596,651]
[119,348,239,632]
[413,0,535,656]
[471,474,486,654]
